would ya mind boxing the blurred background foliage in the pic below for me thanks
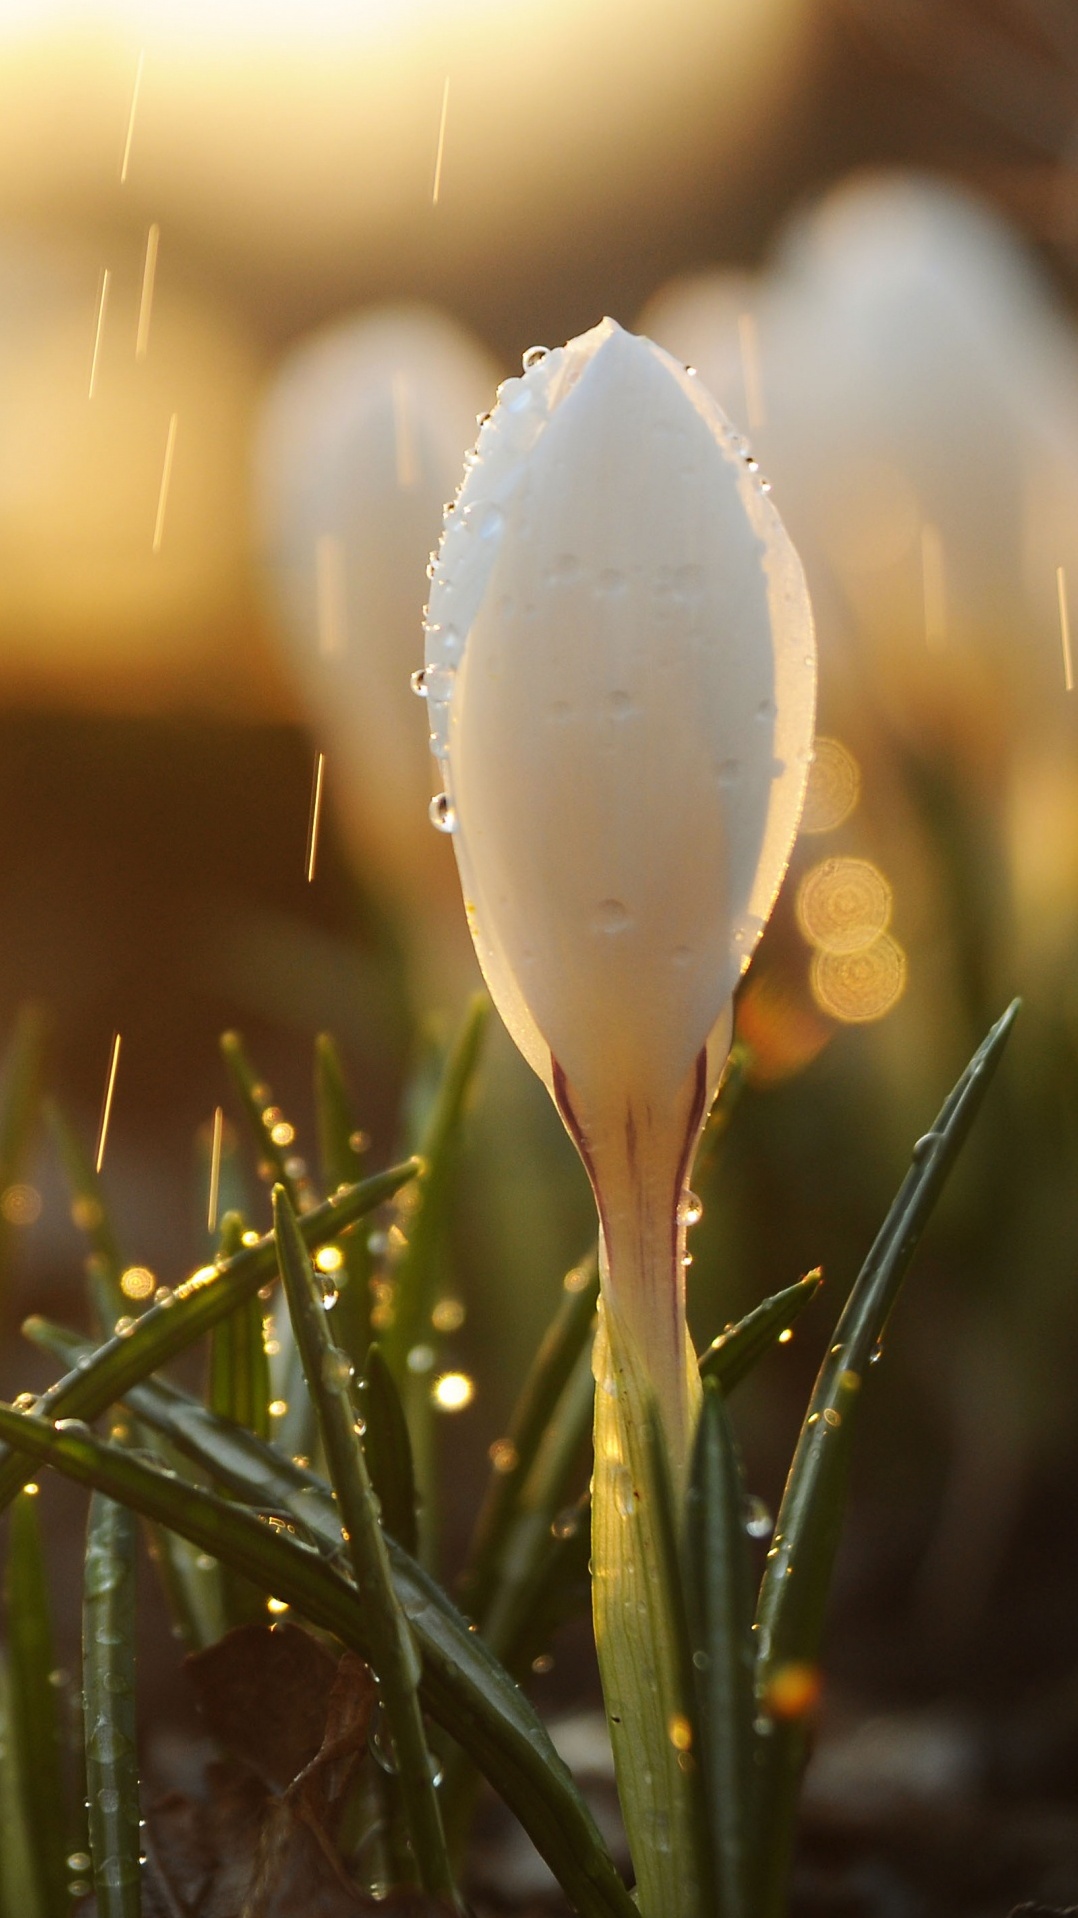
[0,0,1077,1836]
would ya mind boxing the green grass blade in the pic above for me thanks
[83,1493,140,1918]
[208,1214,271,1441]
[274,1187,459,1908]
[460,1250,598,1620]
[0,1007,46,1290]
[5,1488,68,1918]
[0,1159,420,1514]
[699,1271,822,1394]
[382,995,488,1377]
[684,1382,756,1918]
[314,1034,373,1367]
[0,1406,635,1918]
[752,999,1020,1916]
[357,1343,419,1555]
[47,1099,124,1295]
[220,1031,314,1215]
[0,1652,43,1918]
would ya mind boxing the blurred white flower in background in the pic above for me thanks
[254,304,499,1001]
[641,171,1078,750]
[0,224,268,713]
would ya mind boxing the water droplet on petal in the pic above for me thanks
[429,794,457,833]
[678,1189,703,1227]
[522,344,550,370]
[410,668,428,696]
[745,1494,773,1539]
[594,899,631,934]
[613,1466,635,1517]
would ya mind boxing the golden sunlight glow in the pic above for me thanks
[0,1184,41,1226]
[796,857,892,955]
[809,936,908,1024]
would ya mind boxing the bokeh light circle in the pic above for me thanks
[796,856,892,954]
[800,737,861,834]
[809,935,907,1023]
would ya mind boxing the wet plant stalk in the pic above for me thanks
[83,1492,140,1918]
[272,1186,462,1910]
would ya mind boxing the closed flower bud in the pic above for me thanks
[426,317,815,1460]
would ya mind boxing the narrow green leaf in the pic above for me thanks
[699,1271,822,1394]
[0,1007,46,1289]
[383,996,489,1376]
[83,1494,140,1918]
[0,1406,635,1918]
[684,1382,756,1918]
[5,1488,68,1918]
[461,1250,598,1620]
[753,999,1020,1917]
[314,1034,373,1367]
[219,1031,313,1215]
[0,1653,42,1918]
[46,1099,123,1295]
[357,1344,418,1555]
[0,1160,421,1514]
[274,1187,459,1907]
[208,1214,271,1441]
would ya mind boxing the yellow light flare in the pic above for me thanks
[431,1296,465,1332]
[120,1265,155,1300]
[207,1104,223,1233]
[431,74,450,207]
[810,934,907,1024]
[305,749,326,882]
[796,856,892,955]
[432,1370,474,1411]
[135,222,159,361]
[763,1660,821,1720]
[800,737,861,835]
[95,1031,122,1172]
[152,411,178,554]
[315,1244,344,1273]
[88,267,110,400]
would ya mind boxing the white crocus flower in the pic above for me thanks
[427,317,815,1464]
[426,318,815,1916]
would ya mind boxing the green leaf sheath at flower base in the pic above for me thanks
[383,994,488,1378]
[592,1307,712,1918]
[0,1160,420,1514]
[684,1382,757,1918]
[357,1343,419,1556]
[0,1409,635,1918]
[752,999,1020,1918]
[272,1186,460,1909]
[5,1489,68,1918]
[314,1033,373,1368]
[461,1249,598,1620]
[699,1270,822,1394]
[0,1007,45,1290]
[83,1494,140,1918]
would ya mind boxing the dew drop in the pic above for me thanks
[613,1466,636,1518]
[678,1189,703,1227]
[410,668,427,697]
[320,1350,353,1391]
[912,1132,940,1162]
[745,1495,773,1540]
[522,344,550,370]
[594,899,631,934]
[428,794,457,833]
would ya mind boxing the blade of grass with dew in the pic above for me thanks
[752,1000,1020,1918]
[0,1406,636,1918]
[684,1380,756,1918]
[383,996,488,1375]
[207,1211,274,1629]
[47,1099,124,1294]
[220,1031,318,1459]
[0,1651,43,1918]
[0,1007,46,1290]
[0,1159,420,1513]
[83,1492,140,1917]
[314,1033,373,1368]
[72,1150,228,1653]
[5,1487,68,1918]
[460,1249,598,1620]
[356,1343,418,1555]
[273,1186,460,1908]
[699,1271,822,1394]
